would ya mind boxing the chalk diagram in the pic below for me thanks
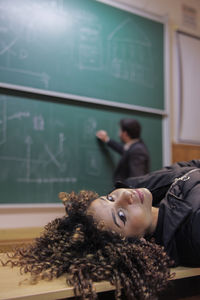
[0,1,156,90]
[0,96,76,184]
[82,117,101,176]
[107,18,154,88]
[77,24,103,70]
[82,117,97,141]
[0,1,55,89]
[77,17,155,88]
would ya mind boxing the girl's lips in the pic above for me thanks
[135,189,144,204]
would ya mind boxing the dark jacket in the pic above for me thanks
[116,160,200,267]
[107,139,150,183]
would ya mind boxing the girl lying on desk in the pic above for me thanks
[2,160,200,300]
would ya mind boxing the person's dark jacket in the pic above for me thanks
[115,160,200,267]
[107,139,150,183]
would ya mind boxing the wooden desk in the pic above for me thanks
[1,253,200,300]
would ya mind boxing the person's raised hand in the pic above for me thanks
[96,130,109,143]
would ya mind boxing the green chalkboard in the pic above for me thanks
[0,94,162,204]
[0,0,164,110]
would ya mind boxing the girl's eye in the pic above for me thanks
[107,195,114,202]
[118,210,126,225]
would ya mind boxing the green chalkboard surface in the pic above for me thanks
[0,94,162,204]
[0,0,164,110]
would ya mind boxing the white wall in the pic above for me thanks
[1,0,200,229]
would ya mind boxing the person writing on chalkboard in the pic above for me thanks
[96,118,150,183]
[3,160,200,299]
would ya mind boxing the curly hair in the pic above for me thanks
[1,190,172,300]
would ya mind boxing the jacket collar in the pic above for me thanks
[124,139,139,151]
[156,170,197,249]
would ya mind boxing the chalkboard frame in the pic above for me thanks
[0,0,171,209]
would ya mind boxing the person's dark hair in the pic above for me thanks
[120,118,141,139]
[1,191,172,300]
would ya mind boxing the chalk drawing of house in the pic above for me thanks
[107,18,155,88]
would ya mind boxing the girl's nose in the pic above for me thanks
[117,190,134,206]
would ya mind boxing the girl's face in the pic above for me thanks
[88,188,153,238]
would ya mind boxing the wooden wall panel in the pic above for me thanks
[172,143,200,163]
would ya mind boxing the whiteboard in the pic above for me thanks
[177,32,200,144]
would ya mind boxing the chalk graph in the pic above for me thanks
[0,96,77,184]
[0,95,106,187]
